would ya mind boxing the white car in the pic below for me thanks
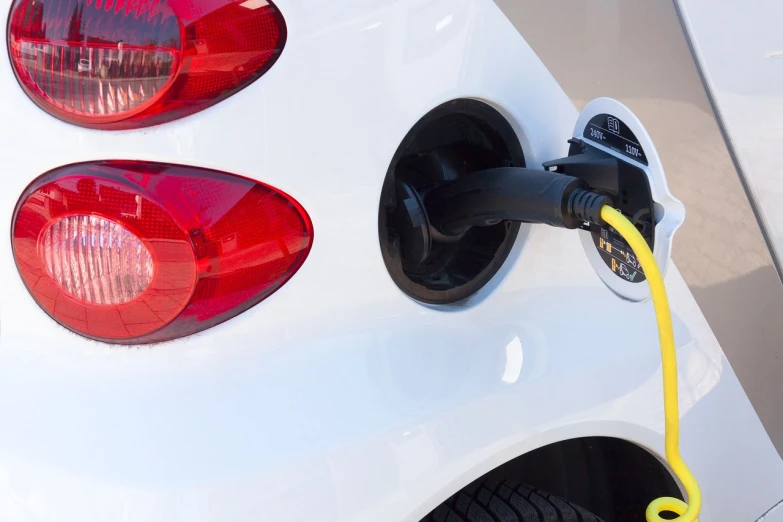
[1,0,782,521]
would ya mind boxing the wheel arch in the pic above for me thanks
[415,434,682,522]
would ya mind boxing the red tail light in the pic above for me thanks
[12,162,312,343]
[8,0,286,129]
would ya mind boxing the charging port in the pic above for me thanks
[380,100,663,304]
[378,99,524,305]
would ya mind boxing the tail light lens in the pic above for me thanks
[12,162,313,343]
[8,0,286,129]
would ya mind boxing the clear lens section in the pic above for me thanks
[9,0,182,123]
[15,42,176,118]
[40,214,154,304]
[9,0,285,129]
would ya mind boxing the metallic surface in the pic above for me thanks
[495,0,783,456]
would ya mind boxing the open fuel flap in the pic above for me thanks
[548,98,685,302]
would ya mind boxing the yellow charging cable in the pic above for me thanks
[600,206,702,522]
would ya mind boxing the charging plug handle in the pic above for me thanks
[425,167,612,236]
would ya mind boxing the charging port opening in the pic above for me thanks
[379,99,524,304]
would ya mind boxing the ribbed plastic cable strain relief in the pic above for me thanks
[568,189,612,226]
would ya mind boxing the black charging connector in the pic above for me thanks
[545,138,656,249]
[393,166,611,265]
[413,137,656,253]
[425,167,611,234]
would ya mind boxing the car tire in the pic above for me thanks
[425,478,604,522]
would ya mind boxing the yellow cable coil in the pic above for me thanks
[599,206,702,522]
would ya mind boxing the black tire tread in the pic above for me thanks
[425,479,604,522]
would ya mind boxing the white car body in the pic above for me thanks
[0,0,781,521]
